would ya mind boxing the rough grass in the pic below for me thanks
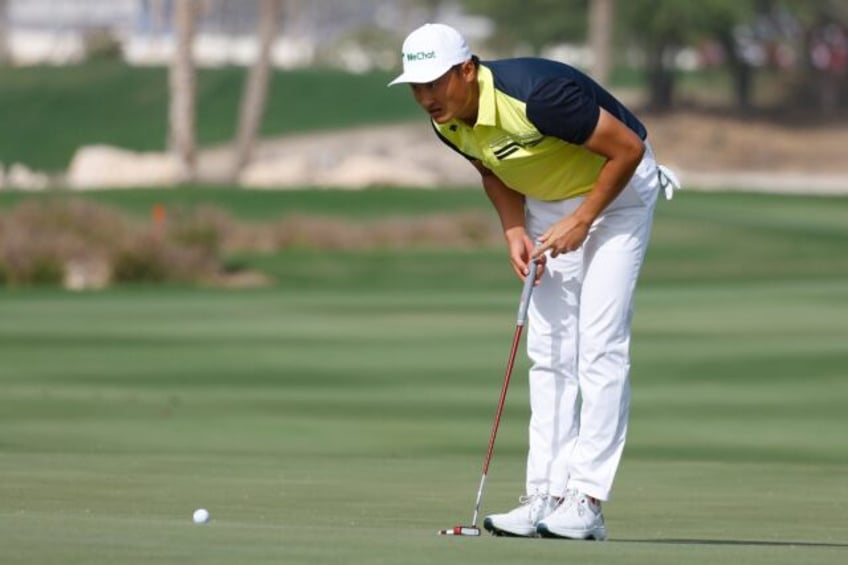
[4,188,848,289]
[0,197,501,288]
[0,63,420,171]
[0,199,219,287]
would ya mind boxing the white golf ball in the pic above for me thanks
[192,508,210,524]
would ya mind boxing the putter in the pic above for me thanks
[439,257,538,537]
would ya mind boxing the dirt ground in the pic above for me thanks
[196,108,848,194]
[22,100,845,193]
[642,109,848,174]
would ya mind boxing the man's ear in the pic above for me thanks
[461,59,477,83]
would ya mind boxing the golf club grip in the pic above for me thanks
[516,258,537,326]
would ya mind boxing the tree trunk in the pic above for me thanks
[0,0,9,64]
[588,0,614,85]
[230,0,283,182]
[646,42,675,112]
[422,0,441,21]
[730,59,754,113]
[168,0,197,184]
[718,32,753,113]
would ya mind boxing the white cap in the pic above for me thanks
[388,23,472,86]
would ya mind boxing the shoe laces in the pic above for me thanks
[517,493,552,518]
[557,489,583,516]
[518,493,548,506]
[560,489,602,519]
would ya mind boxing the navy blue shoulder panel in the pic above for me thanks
[482,58,647,145]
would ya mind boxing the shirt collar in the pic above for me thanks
[475,64,496,127]
[436,64,496,132]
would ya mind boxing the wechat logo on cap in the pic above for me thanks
[405,51,437,61]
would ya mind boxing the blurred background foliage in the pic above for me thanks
[461,0,848,113]
[1,0,846,173]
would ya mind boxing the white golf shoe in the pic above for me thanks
[483,494,558,537]
[536,490,608,541]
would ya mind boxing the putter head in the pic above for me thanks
[438,525,481,536]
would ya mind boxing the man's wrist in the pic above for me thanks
[572,204,599,227]
[504,226,526,241]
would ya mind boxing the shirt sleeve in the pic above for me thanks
[525,78,600,145]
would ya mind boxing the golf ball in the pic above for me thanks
[192,508,210,524]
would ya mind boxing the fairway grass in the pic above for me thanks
[0,63,420,171]
[1,280,846,565]
[1,189,847,564]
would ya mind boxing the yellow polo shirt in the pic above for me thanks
[434,59,647,201]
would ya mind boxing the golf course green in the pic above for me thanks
[1,189,846,564]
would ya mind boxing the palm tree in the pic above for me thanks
[230,0,284,182]
[169,0,197,183]
[0,0,9,64]
[589,0,615,85]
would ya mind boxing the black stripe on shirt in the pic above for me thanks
[494,146,520,160]
[493,142,520,158]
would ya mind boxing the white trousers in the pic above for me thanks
[523,144,660,502]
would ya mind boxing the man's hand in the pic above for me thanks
[507,229,546,284]
[533,214,591,259]
[533,108,646,261]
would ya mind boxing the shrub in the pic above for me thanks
[83,28,123,62]
[0,197,502,288]
[112,234,219,284]
[0,199,225,287]
[0,234,65,285]
[264,211,500,251]
[0,199,123,286]
[165,205,234,256]
[111,236,169,283]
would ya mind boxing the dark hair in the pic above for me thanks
[451,55,480,73]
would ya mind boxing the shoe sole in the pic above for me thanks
[536,523,607,541]
[482,517,537,538]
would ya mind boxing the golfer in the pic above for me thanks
[389,23,678,540]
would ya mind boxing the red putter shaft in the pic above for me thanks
[438,257,538,537]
